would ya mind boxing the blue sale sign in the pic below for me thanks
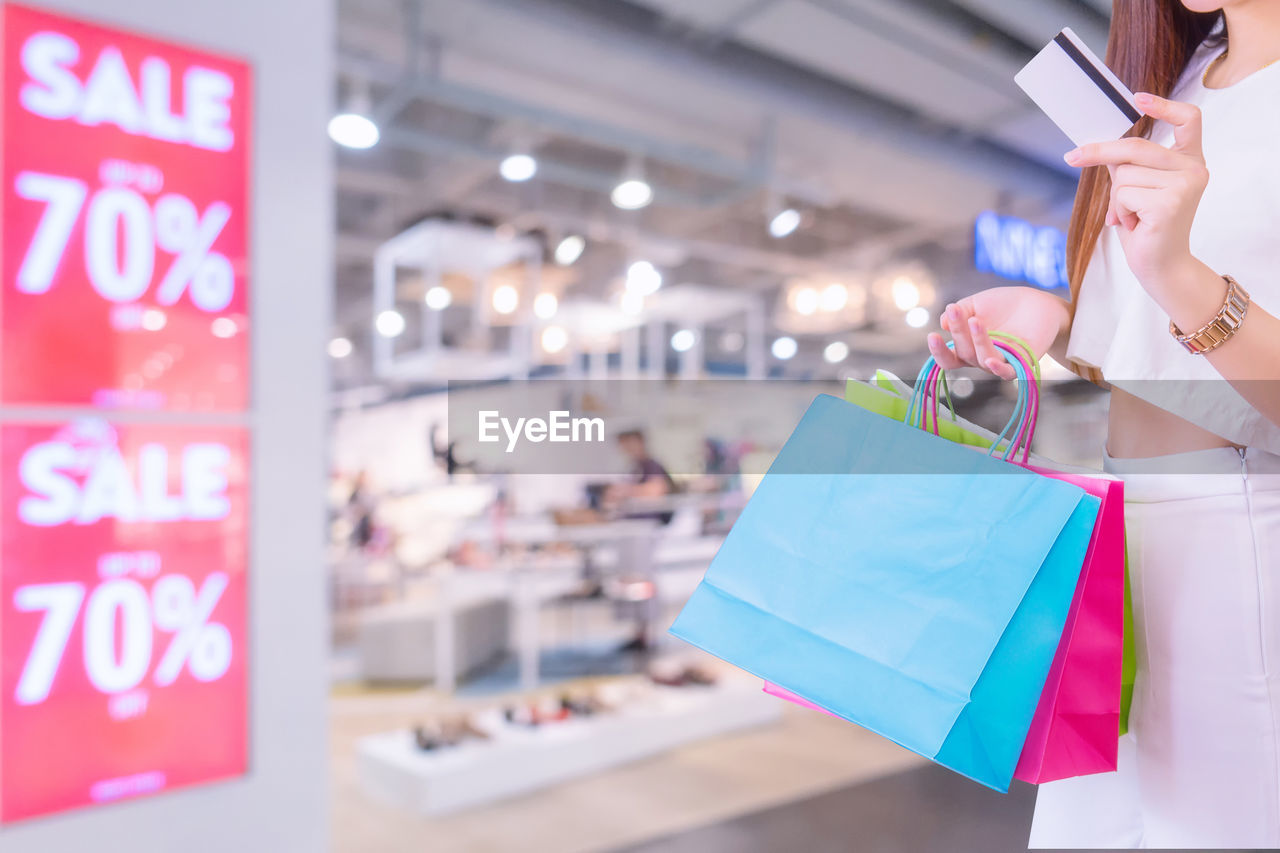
[974,211,1068,291]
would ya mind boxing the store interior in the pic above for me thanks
[323,1,1111,851]
[0,0,1129,851]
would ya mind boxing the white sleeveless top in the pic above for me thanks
[1066,38,1280,453]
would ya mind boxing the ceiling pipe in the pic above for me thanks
[1078,0,1114,20]
[943,0,1110,54]
[506,208,845,280]
[337,53,839,207]
[376,124,755,208]
[463,0,1078,200]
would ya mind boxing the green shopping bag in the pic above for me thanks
[1120,550,1136,736]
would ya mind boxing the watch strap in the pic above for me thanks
[1169,275,1250,355]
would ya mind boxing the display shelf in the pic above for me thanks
[356,679,782,816]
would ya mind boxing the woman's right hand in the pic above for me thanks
[926,286,1071,381]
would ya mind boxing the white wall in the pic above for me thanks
[1,0,333,851]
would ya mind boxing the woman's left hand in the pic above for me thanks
[1065,92,1209,300]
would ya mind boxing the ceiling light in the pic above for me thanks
[612,156,653,210]
[541,325,568,354]
[794,287,819,316]
[823,341,849,364]
[771,336,797,360]
[328,337,353,358]
[626,260,662,296]
[620,291,644,315]
[211,317,238,339]
[769,208,802,239]
[612,179,653,210]
[555,235,586,265]
[328,113,379,149]
[500,153,537,182]
[671,329,696,352]
[375,309,405,338]
[492,284,519,315]
[534,292,558,319]
[330,80,380,150]
[891,276,921,311]
[719,331,744,353]
[821,284,848,312]
[424,286,452,311]
[905,306,930,328]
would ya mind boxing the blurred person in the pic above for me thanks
[607,429,677,514]
[929,2,1280,846]
[608,429,676,653]
[347,470,376,551]
[429,422,472,480]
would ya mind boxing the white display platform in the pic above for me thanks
[356,680,782,816]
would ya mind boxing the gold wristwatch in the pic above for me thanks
[1169,275,1250,355]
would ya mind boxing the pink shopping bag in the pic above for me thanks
[924,339,1125,782]
[1011,469,1124,783]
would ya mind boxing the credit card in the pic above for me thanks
[1015,27,1141,147]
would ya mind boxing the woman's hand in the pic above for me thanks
[927,286,1070,381]
[1065,93,1209,304]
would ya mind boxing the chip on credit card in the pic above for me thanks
[1015,27,1141,147]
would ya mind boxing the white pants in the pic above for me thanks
[1029,446,1280,849]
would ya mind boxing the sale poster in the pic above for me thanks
[0,420,249,822]
[0,3,252,410]
[0,3,254,824]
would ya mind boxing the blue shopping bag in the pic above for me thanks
[670,381,1099,792]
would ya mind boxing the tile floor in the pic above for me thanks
[621,765,1038,853]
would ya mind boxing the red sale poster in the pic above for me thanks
[0,420,249,822]
[0,3,252,410]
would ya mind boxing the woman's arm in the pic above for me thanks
[1150,257,1280,428]
[1069,93,1280,429]
[928,286,1072,380]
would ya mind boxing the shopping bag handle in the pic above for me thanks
[990,332,1042,384]
[908,345,1028,458]
[922,346,1036,462]
[907,342,1039,462]
[922,332,1043,436]
[932,340,1040,464]
[979,333,1042,464]
[988,341,1040,463]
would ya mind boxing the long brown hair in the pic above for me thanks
[1065,2,1222,376]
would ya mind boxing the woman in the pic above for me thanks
[928,1,1280,847]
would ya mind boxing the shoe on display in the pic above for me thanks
[617,634,650,654]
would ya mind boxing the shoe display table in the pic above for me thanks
[356,679,782,816]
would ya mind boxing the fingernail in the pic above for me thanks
[1135,92,1153,106]
[1063,149,1082,166]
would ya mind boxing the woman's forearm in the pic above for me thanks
[1159,257,1280,429]
[1045,294,1074,368]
